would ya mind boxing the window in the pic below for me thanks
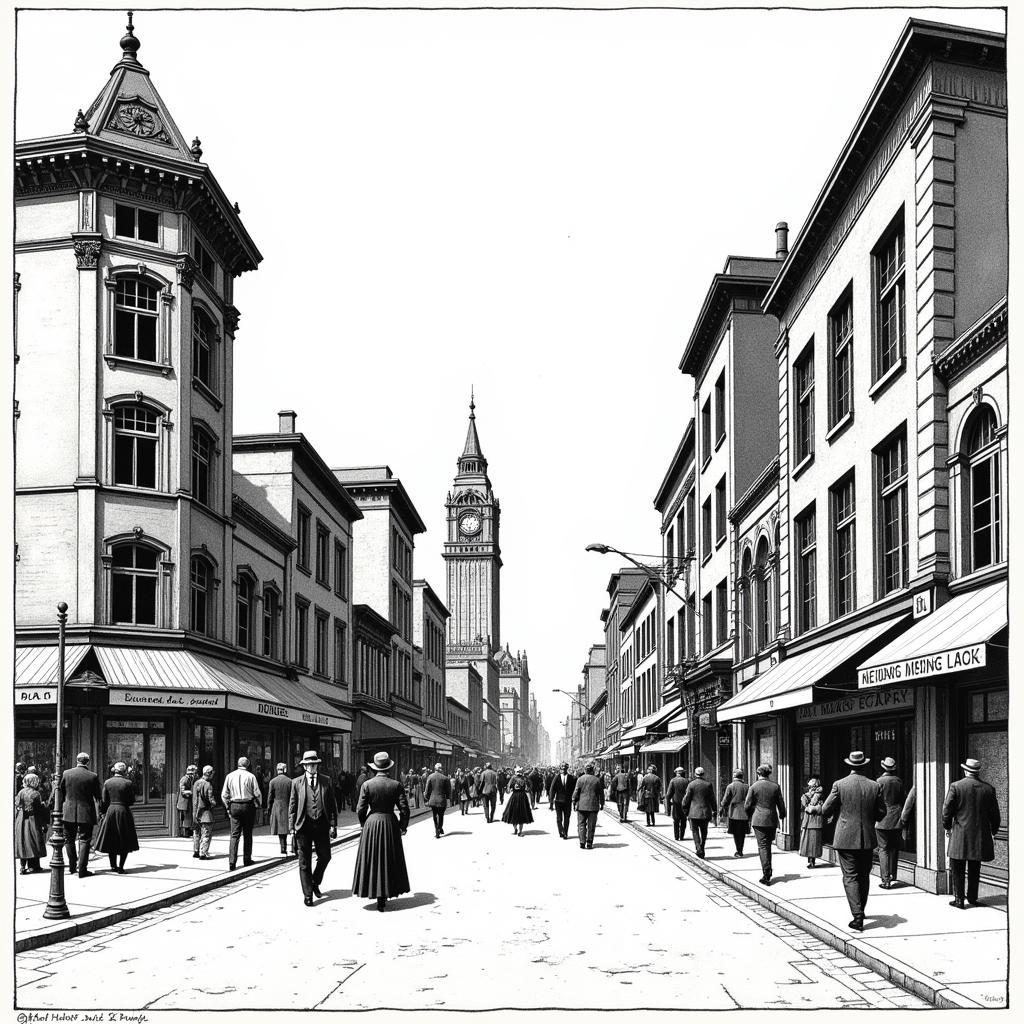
[262,587,279,659]
[966,408,1001,571]
[701,399,712,462]
[755,539,774,650]
[794,343,814,464]
[831,475,856,617]
[114,279,158,362]
[829,291,854,427]
[685,491,695,553]
[666,615,675,664]
[193,238,216,284]
[315,524,330,585]
[192,313,214,390]
[190,558,211,636]
[702,499,712,559]
[114,203,159,243]
[334,540,348,597]
[875,215,905,379]
[716,579,728,646]
[236,576,253,651]
[315,610,330,676]
[295,599,309,668]
[296,506,311,570]
[676,511,686,562]
[795,508,817,635]
[113,406,158,488]
[666,527,675,569]
[702,593,712,654]
[191,427,213,507]
[334,621,347,683]
[715,476,727,543]
[740,549,753,659]
[677,608,686,661]
[878,430,908,595]
[111,544,158,625]
[715,372,726,444]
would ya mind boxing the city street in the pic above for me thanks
[16,801,924,1010]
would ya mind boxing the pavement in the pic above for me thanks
[16,799,927,1010]
[609,805,1008,1010]
[15,804,433,952]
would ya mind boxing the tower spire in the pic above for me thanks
[459,389,485,470]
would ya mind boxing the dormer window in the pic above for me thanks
[115,203,159,244]
[114,279,158,361]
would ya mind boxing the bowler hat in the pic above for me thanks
[844,750,870,768]
[880,756,897,771]
[694,766,705,777]
[961,757,982,775]
[368,751,395,772]
[300,750,322,764]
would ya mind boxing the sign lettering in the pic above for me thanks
[858,644,985,688]
[16,687,56,705]
[110,688,226,710]
[227,694,348,731]
[797,686,914,724]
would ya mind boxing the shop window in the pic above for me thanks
[964,407,1001,572]
[113,405,158,488]
[193,723,220,775]
[106,724,166,804]
[111,543,159,625]
[114,278,158,362]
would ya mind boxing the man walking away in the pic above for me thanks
[424,763,452,838]
[571,762,604,849]
[664,767,688,841]
[176,764,198,837]
[497,767,508,805]
[529,767,543,809]
[744,765,786,885]
[822,750,886,931]
[875,757,906,889]
[720,770,750,857]
[942,757,1001,910]
[479,762,499,822]
[639,764,662,827]
[268,763,293,854]
[191,766,216,859]
[289,751,338,906]
[353,767,368,813]
[221,756,262,870]
[682,767,716,857]
[548,762,576,839]
[58,752,102,878]
[609,763,632,823]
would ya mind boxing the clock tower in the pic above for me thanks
[444,394,502,651]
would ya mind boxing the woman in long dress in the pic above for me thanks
[352,751,410,911]
[15,773,49,873]
[94,762,140,873]
[455,770,470,815]
[500,767,534,836]
[799,777,824,867]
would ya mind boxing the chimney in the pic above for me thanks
[775,221,789,259]
[278,410,297,434]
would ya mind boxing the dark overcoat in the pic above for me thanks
[942,776,1001,862]
[822,772,885,849]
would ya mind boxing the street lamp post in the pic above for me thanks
[43,601,70,920]
[552,688,591,765]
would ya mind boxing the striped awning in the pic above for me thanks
[16,645,91,704]
[639,736,689,754]
[620,698,683,741]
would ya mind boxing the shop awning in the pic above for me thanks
[857,581,1007,688]
[638,736,689,755]
[15,645,91,704]
[620,698,683,741]
[666,711,689,734]
[717,616,906,723]
[359,710,438,748]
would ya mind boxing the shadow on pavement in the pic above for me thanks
[317,889,353,903]
[766,873,802,885]
[362,892,437,912]
[439,830,471,836]
[118,862,179,874]
[520,829,547,836]
[864,913,908,930]
[591,842,629,849]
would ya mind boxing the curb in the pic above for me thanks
[16,805,433,954]
[607,810,982,1011]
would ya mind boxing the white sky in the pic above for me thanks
[14,3,1006,739]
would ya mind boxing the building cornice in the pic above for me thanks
[729,459,780,526]
[334,473,427,536]
[934,297,1007,382]
[232,493,297,554]
[654,418,696,513]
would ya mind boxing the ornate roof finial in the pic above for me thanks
[190,137,203,161]
[73,109,90,133]
[469,386,476,418]
[120,10,141,63]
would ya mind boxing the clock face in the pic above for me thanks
[118,103,158,137]
[460,513,482,537]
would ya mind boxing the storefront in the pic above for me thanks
[680,662,732,795]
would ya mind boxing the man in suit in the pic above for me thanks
[424,763,451,838]
[176,764,198,838]
[479,762,499,822]
[822,750,887,931]
[682,766,716,857]
[744,764,787,886]
[496,767,508,804]
[665,767,689,841]
[639,764,662,827]
[608,763,632,823]
[547,762,576,839]
[289,751,338,906]
[529,767,543,808]
[720,769,750,857]
[191,766,216,859]
[571,762,605,849]
[942,757,1001,910]
[268,763,294,854]
[875,756,906,889]
[57,752,102,877]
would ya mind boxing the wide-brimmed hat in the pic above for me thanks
[880,756,897,771]
[962,757,982,775]
[300,750,321,764]
[844,750,870,768]
[368,751,394,771]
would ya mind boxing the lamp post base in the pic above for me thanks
[43,812,71,920]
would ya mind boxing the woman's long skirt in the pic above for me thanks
[799,826,823,858]
[352,812,410,899]
[94,804,140,855]
[14,809,48,861]
[501,789,534,826]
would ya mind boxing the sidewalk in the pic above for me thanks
[15,806,433,953]
[610,807,1007,1009]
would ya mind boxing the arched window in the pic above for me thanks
[114,278,158,361]
[191,425,214,507]
[190,557,212,636]
[755,538,772,652]
[113,405,158,488]
[740,549,753,660]
[111,543,159,625]
[236,575,254,651]
[192,311,214,390]
[965,407,1001,571]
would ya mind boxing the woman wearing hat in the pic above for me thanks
[353,752,410,911]
[15,772,49,874]
[94,762,140,873]
[799,777,824,868]
[500,767,533,836]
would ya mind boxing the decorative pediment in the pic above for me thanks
[106,96,174,146]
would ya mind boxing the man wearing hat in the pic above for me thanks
[942,757,1001,910]
[571,762,604,849]
[289,751,338,906]
[744,765,786,885]
[479,762,499,823]
[267,762,293,855]
[176,764,198,838]
[608,762,632,823]
[58,752,103,877]
[639,764,663,827]
[682,766,717,859]
[822,751,887,930]
[424,763,451,838]
[720,770,750,857]
[875,757,907,889]
[664,767,689,842]
[191,766,217,860]
[547,762,576,840]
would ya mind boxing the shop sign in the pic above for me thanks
[16,687,56,705]
[686,680,723,713]
[858,644,985,688]
[228,694,347,731]
[913,591,932,619]
[797,686,915,724]
[110,688,226,710]
[718,732,731,746]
